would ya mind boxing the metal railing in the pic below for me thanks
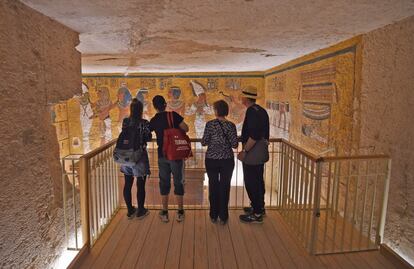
[72,137,390,255]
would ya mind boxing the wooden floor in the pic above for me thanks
[78,209,398,269]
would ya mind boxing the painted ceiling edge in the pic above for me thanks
[82,35,363,79]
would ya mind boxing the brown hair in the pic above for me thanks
[213,100,229,117]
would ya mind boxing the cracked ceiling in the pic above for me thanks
[21,0,414,73]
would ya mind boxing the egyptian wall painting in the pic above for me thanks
[59,75,263,155]
[265,47,357,155]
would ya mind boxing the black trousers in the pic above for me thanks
[123,175,147,212]
[205,158,235,221]
[243,163,265,214]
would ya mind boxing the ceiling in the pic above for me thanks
[21,0,414,74]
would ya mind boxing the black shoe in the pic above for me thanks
[137,208,149,220]
[210,217,218,224]
[239,213,263,224]
[159,210,169,223]
[127,207,137,219]
[177,209,185,222]
[243,207,266,216]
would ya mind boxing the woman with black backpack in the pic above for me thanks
[201,100,238,225]
[119,98,152,219]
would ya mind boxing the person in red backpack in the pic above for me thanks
[150,95,189,223]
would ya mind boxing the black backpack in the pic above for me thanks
[113,119,145,165]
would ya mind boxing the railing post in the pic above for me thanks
[377,159,391,245]
[309,160,322,254]
[79,157,90,247]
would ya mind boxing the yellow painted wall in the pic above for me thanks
[64,73,264,154]
[53,38,362,157]
[264,37,362,155]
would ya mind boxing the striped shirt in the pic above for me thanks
[201,119,238,159]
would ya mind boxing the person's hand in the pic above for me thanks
[237,151,247,162]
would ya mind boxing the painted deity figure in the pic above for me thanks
[166,86,185,115]
[115,83,132,124]
[136,88,150,119]
[185,80,213,139]
[76,82,94,153]
[94,86,113,145]
[220,91,245,133]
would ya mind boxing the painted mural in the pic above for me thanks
[50,102,70,158]
[265,45,357,155]
[63,74,263,154]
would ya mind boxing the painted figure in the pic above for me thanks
[167,86,185,115]
[78,82,93,152]
[186,80,213,139]
[220,91,245,133]
[95,86,113,145]
[115,83,132,123]
[136,88,150,119]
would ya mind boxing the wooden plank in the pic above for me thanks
[179,210,195,269]
[228,211,253,269]
[261,212,299,269]
[358,251,398,269]
[217,221,238,269]
[249,222,283,268]
[206,211,224,269]
[194,210,208,269]
[104,212,150,269]
[267,211,325,269]
[380,244,413,269]
[78,210,124,269]
[119,211,155,269]
[91,213,132,269]
[235,211,268,269]
[164,211,185,269]
[135,211,175,268]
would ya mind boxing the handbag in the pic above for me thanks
[241,139,269,165]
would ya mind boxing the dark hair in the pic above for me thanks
[213,100,229,117]
[130,98,143,120]
[152,95,167,111]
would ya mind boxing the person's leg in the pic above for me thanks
[257,164,265,213]
[205,159,220,221]
[243,163,255,206]
[171,160,185,221]
[158,158,172,211]
[136,176,146,210]
[247,164,265,214]
[218,159,234,222]
[170,160,185,208]
[123,174,135,216]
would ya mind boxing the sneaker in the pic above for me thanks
[176,209,185,222]
[136,208,150,220]
[127,207,137,219]
[239,213,263,224]
[210,217,218,224]
[243,207,266,216]
[159,210,169,223]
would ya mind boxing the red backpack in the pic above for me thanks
[162,112,193,160]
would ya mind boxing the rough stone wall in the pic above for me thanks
[0,0,81,268]
[359,16,414,263]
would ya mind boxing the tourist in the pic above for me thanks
[150,95,189,223]
[120,99,152,219]
[237,86,270,223]
[202,100,238,225]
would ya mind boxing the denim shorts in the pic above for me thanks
[120,152,150,177]
[158,157,185,195]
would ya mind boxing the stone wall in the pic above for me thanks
[0,0,81,268]
[359,15,414,264]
